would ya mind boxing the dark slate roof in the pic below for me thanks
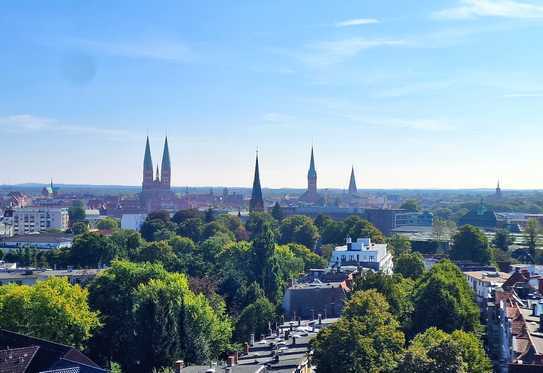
[0,346,39,373]
[458,202,497,228]
[0,330,104,373]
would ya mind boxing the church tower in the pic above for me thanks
[249,153,264,212]
[307,147,317,194]
[142,136,154,190]
[161,136,171,190]
[496,180,502,198]
[348,166,358,194]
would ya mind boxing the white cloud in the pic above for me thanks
[66,38,194,62]
[336,18,379,27]
[433,0,543,20]
[292,38,410,67]
[0,114,131,139]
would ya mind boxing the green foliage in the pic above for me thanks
[394,251,426,279]
[279,215,320,249]
[387,234,412,256]
[411,260,480,336]
[172,209,203,224]
[88,261,232,372]
[450,225,491,264]
[312,290,405,373]
[234,297,276,342]
[0,277,100,350]
[140,218,176,242]
[319,215,384,245]
[399,327,492,373]
[68,202,86,226]
[400,199,421,212]
[285,243,326,270]
[132,241,180,271]
[271,202,283,221]
[352,272,414,330]
[71,221,89,235]
[245,212,277,240]
[176,218,204,242]
[70,232,120,267]
[97,217,119,230]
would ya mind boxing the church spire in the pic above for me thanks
[155,164,160,182]
[249,152,264,212]
[348,166,358,194]
[307,147,317,194]
[161,136,171,189]
[142,136,154,189]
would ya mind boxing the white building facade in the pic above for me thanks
[329,237,393,274]
[12,207,69,234]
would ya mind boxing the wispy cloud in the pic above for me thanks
[0,114,132,139]
[336,18,379,27]
[433,0,543,20]
[64,38,194,62]
[287,38,410,67]
[503,92,543,97]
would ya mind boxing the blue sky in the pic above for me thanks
[1,0,543,189]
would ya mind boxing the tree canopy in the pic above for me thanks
[450,225,491,264]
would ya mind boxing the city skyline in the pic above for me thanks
[2,0,543,188]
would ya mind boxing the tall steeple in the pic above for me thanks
[249,152,264,212]
[161,136,171,190]
[155,165,160,182]
[143,136,154,190]
[348,166,358,194]
[307,147,317,194]
[496,180,502,198]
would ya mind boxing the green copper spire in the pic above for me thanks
[143,136,153,171]
[250,153,264,212]
[308,146,317,178]
[161,136,171,171]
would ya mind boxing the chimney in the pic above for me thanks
[346,236,352,250]
[234,351,238,365]
[244,342,250,355]
[227,355,235,367]
[285,330,290,340]
[250,333,255,346]
[292,336,297,346]
[318,313,322,324]
[298,317,301,326]
[175,360,184,373]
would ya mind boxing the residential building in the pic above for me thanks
[0,329,107,373]
[329,237,394,274]
[12,207,69,234]
[464,271,509,305]
[282,280,348,320]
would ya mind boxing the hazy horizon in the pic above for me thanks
[2,1,542,189]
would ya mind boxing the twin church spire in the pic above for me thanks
[143,136,171,191]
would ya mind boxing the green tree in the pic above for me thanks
[312,290,405,373]
[399,327,492,373]
[132,241,180,271]
[72,221,89,235]
[279,215,320,249]
[171,209,203,224]
[70,232,119,267]
[97,217,119,230]
[285,243,326,270]
[245,212,276,240]
[68,201,86,226]
[234,297,276,342]
[141,218,176,242]
[411,260,480,336]
[526,218,540,259]
[271,202,283,221]
[400,199,421,212]
[387,234,412,256]
[343,216,385,243]
[450,225,491,264]
[202,221,235,241]
[394,251,425,279]
[0,277,100,349]
[88,261,232,372]
[493,228,513,251]
[176,218,204,242]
